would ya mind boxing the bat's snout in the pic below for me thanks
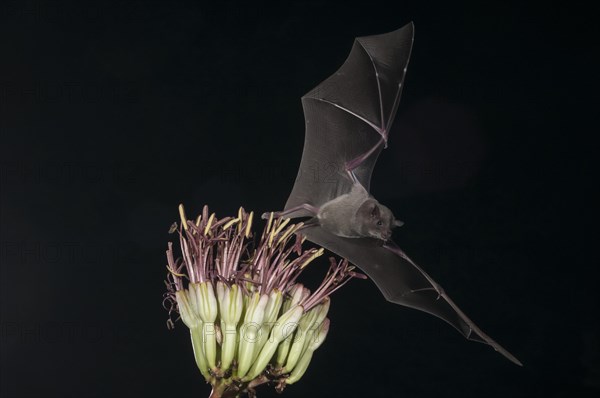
[382,230,393,241]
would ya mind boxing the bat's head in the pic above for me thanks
[356,199,404,241]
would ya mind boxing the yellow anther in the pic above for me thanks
[204,213,216,236]
[166,265,186,277]
[292,222,305,235]
[272,218,290,236]
[178,204,188,231]
[300,248,324,269]
[269,218,290,247]
[222,217,240,231]
[276,225,295,246]
[195,215,202,226]
[266,212,274,234]
[245,211,254,238]
[237,207,244,233]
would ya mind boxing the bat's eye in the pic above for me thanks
[376,221,383,226]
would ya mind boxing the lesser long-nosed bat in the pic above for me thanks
[317,184,402,240]
[263,22,521,365]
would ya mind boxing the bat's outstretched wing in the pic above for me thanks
[280,23,521,365]
[302,227,522,366]
[284,23,414,218]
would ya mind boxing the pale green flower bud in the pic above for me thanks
[286,318,330,385]
[245,304,304,381]
[191,282,218,370]
[237,292,269,378]
[252,289,283,363]
[218,283,244,371]
[175,290,200,329]
[216,281,227,305]
[164,206,364,397]
[283,304,320,371]
[194,282,218,322]
[190,326,210,379]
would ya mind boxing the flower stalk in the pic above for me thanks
[163,205,365,397]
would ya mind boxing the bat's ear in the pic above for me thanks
[357,200,380,219]
[394,220,404,228]
[370,203,380,218]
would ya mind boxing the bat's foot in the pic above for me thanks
[296,217,320,232]
[262,210,290,220]
[262,204,319,220]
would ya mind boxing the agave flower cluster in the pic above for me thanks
[163,205,364,398]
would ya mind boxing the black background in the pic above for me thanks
[0,1,596,397]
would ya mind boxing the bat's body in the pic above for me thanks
[317,183,402,240]
[265,22,521,365]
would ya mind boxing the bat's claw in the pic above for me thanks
[261,212,271,220]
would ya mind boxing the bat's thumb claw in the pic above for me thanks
[261,212,270,220]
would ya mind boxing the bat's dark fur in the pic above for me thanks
[266,22,521,365]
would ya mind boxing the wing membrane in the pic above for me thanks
[302,227,522,366]
[284,23,414,218]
